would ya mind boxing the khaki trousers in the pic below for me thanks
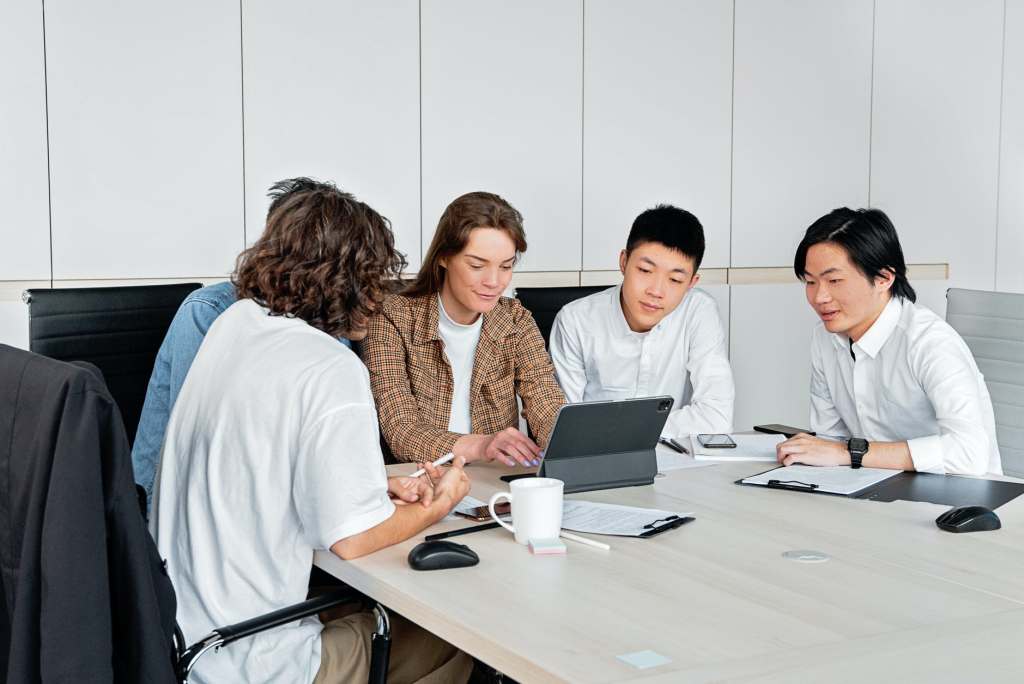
[314,609,472,684]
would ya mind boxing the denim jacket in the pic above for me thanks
[132,281,238,506]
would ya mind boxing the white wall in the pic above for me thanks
[1,0,1018,430]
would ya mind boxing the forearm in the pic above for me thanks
[331,494,454,560]
[863,441,915,471]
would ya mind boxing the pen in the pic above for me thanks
[560,531,611,551]
[658,437,689,455]
[410,452,455,478]
[425,521,501,541]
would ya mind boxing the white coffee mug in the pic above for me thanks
[488,477,564,545]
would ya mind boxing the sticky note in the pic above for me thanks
[528,538,566,555]
[616,650,672,670]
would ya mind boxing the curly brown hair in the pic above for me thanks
[404,191,527,298]
[233,178,406,337]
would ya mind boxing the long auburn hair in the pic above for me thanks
[233,178,406,337]
[404,191,527,298]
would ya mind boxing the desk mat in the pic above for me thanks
[857,472,1024,510]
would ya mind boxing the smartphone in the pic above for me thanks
[753,424,816,438]
[697,433,737,449]
[456,502,510,521]
[456,502,510,522]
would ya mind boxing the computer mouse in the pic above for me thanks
[935,505,1001,533]
[407,541,480,571]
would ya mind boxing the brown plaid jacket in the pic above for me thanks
[363,293,566,463]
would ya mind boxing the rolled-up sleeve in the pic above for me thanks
[906,336,995,476]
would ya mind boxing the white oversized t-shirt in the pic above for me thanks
[151,299,394,684]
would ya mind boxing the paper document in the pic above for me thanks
[741,464,901,495]
[561,500,692,537]
[656,443,718,472]
[692,432,785,461]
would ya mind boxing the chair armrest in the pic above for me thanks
[176,587,364,681]
[216,587,362,645]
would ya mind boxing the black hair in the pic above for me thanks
[793,207,916,302]
[626,204,705,272]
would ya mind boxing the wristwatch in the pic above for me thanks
[847,437,868,469]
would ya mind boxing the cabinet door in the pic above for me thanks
[242,1,421,268]
[998,0,1024,294]
[46,0,243,278]
[730,283,819,431]
[0,0,49,280]
[583,0,732,270]
[871,0,1003,290]
[732,0,873,268]
[421,0,582,271]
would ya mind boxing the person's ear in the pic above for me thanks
[690,273,701,288]
[619,250,628,275]
[439,257,447,270]
[876,268,895,292]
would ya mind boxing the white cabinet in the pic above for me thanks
[998,0,1024,294]
[870,0,1003,290]
[730,283,819,431]
[732,0,873,267]
[421,0,582,272]
[583,0,732,270]
[0,0,49,280]
[242,1,421,268]
[45,0,243,279]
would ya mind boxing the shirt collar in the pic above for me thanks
[832,296,902,359]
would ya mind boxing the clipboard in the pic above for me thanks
[736,465,901,497]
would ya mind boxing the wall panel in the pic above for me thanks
[46,0,243,279]
[871,0,1003,290]
[0,0,50,280]
[998,0,1024,293]
[421,0,582,271]
[732,0,873,267]
[243,0,421,267]
[583,0,732,269]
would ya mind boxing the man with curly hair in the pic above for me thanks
[150,179,474,683]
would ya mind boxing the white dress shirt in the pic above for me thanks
[549,285,734,438]
[437,295,483,434]
[810,296,1001,476]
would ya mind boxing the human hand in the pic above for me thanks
[387,475,434,508]
[428,455,471,512]
[776,433,850,466]
[481,427,542,467]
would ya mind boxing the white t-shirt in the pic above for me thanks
[549,285,734,437]
[810,296,1001,476]
[437,295,483,434]
[150,299,394,684]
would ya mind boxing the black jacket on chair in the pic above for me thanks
[0,344,177,683]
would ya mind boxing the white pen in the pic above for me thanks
[559,531,611,551]
[410,452,455,478]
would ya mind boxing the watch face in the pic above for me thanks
[849,438,868,453]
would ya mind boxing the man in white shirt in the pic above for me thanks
[151,179,473,684]
[777,207,1001,476]
[549,204,734,438]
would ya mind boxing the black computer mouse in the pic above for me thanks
[935,505,1001,533]
[407,541,480,571]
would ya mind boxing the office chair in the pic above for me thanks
[946,288,1024,477]
[514,286,606,346]
[23,283,202,447]
[0,344,391,684]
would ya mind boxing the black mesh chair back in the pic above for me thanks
[24,283,203,447]
[514,285,607,346]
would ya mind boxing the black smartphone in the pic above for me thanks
[696,433,737,449]
[499,473,537,483]
[753,424,816,438]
